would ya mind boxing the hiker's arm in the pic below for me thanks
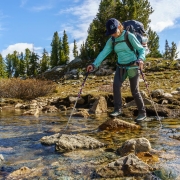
[92,38,113,68]
[128,33,145,61]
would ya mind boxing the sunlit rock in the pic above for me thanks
[117,137,151,156]
[98,118,140,131]
[89,96,107,114]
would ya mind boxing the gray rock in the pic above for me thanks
[55,134,106,152]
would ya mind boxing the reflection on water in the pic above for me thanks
[0,109,180,179]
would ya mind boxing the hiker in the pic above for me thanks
[86,18,146,122]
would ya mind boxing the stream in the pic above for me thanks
[0,108,180,179]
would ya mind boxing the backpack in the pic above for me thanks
[112,20,149,56]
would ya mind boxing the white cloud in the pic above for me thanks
[1,43,42,58]
[149,0,180,32]
[58,0,99,61]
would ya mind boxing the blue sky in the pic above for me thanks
[0,0,180,61]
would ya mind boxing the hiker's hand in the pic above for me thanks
[136,59,144,70]
[87,64,94,72]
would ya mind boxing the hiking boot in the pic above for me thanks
[110,110,122,117]
[135,114,147,122]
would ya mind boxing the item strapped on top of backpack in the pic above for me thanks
[112,20,149,56]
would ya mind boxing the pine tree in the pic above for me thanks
[170,42,178,60]
[80,42,88,60]
[29,52,39,76]
[12,51,20,78]
[73,39,78,58]
[62,30,69,64]
[50,31,60,67]
[147,28,162,58]
[19,52,26,77]
[164,40,170,59]
[40,48,50,73]
[5,51,20,78]
[24,48,31,77]
[59,38,66,65]
[5,54,13,78]
[0,54,7,78]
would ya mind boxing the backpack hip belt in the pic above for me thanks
[116,61,136,68]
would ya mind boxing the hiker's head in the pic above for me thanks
[106,18,123,37]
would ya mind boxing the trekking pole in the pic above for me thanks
[139,69,162,128]
[62,71,89,132]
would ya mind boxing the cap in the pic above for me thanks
[106,18,119,36]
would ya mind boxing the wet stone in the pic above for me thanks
[55,134,106,152]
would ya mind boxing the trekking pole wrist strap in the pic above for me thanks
[135,59,143,65]
[91,64,95,70]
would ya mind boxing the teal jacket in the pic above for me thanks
[93,30,145,68]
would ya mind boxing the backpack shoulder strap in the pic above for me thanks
[125,31,134,51]
[125,31,138,57]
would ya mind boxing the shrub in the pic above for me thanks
[0,78,57,100]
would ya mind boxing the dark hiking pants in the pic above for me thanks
[113,66,146,115]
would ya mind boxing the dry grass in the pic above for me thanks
[0,78,56,100]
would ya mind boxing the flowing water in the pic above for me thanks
[0,109,180,180]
